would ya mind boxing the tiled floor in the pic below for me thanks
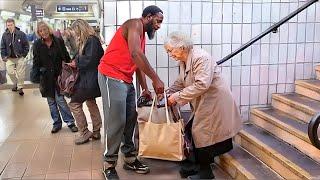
[0,89,230,180]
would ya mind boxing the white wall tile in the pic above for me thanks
[261,44,270,64]
[157,68,169,88]
[305,43,314,62]
[279,24,289,43]
[260,65,269,84]
[296,44,305,63]
[314,43,320,61]
[130,1,142,19]
[261,23,271,43]
[243,3,252,23]
[241,86,250,105]
[202,24,212,44]
[316,3,320,22]
[271,3,280,23]
[268,85,277,104]
[307,3,316,22]
[280,3,289,20]
[278,64,287,83]
[192,2,202,23]
[252,24,261,39]
[202,2,212,23]
[223,24,232,44]
[251,65,260,85]
[231,44,242,66]
[287,44,296,63]
[117,1,130,24]
[168,24,180,33]
[252,3,261,23]
[259,85,268,104]
[277,84,286,93]
[232,24,242,44]
[191,24,201,44]
[223,3,233,23]
[156,1,168,23]
[230,65,241,86]
[145,45,157,67]
[104,26,116,45]
[157,46,168,67]
[298,7,307,23]
[270,44,279,64]
[156,24,167,44]
[297,24,306,43]
[289,2,298,22]
[304,63,313,79]
[295,63,304,80]
[104,2,116,25]
[261,3,271,22]
[180,24,192,37]
[169,2,180,23]
[222,66,231,86]
[222,44,232,59]
[251,44,261,65]
[241,66,251,86]
[288,23,298,43]
[242,47,252,66]
[279,44,288,64]
[242,24,252,43]
[269,65,278,84]
[315,23,320,42]
[202,45,212,55]
[212,45,222,61]
[286,84,295,93]
[233,3,243,23]
[212,24,222,44]
[286,64,295,83]
[169,67,179,86]
[212,3,223,23]
[306,23,315,43]
[179,2,191,23]
[240,106,249,121]
[250,86,259,104]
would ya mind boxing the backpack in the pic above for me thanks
[57,62,79,97]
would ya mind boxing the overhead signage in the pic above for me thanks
[36,9,44,17]
[57,5,88,13]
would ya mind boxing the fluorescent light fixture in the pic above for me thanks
[1,11,15,17]
[19,14,31,21]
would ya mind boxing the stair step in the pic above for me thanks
[217,145,281,179]
[296,80,320,101]
[272,93,320,123]
[236,124,320,179]
[251,108,320,163]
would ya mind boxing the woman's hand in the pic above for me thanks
[67,60,76,68]
[167,95,177,106]
[141,89,152,100]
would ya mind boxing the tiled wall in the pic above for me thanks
[103,0,320,120]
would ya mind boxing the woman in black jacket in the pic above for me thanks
[68,19,103,145]
[33,21,78,133]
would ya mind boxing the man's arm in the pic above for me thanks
[1,36,7,60]
[127,21,164,94]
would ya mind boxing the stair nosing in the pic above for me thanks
[251,108,309,143]
[296,80,320,94]
[272,93,316,115]
[239,129,312,179]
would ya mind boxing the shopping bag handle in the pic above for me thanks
[147,91,170,125]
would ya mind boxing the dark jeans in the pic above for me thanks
[46,90,75,128]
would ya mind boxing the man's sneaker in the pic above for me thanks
[18,88,24,96]
[102,167,119,180]
[75,131,92,145]
[11,86,18,92]
[51,126,62,133]
[92,131,101,140]
[123,159,150,174]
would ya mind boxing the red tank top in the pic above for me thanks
[98,26,145,83]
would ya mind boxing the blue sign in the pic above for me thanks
[57,5,88,12]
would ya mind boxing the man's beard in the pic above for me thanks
[146,23,155,40]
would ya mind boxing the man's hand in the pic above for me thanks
[167,95,177,106]
[152,78,164,95]
[141,89,152,100]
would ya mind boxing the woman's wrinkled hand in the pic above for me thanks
[167,95,177,106]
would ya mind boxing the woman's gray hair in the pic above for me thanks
[164,31,193,50]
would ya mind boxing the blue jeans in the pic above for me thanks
[98,73,137,163]
[47,90,75,128]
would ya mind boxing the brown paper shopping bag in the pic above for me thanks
[138,93,185,161]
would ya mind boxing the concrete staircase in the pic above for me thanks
[216,65,320,179]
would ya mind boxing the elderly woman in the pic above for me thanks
[164,32,242,179]
[33,21,78,133]
[67,19,103,145]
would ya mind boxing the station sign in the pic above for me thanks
[57,5,88,13]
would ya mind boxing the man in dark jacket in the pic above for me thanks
[0,18,29,96]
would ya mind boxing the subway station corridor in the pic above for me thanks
[0,89,229,179]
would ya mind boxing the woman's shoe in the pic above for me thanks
[75,131,93,145]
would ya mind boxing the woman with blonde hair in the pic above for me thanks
[164,31,242,179]
[68,19,104,145]
[33,21,78,133]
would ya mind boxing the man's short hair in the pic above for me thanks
[142,5,163,17]
[6,18,15,24]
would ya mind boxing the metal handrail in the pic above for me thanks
[308,113,320,149]
[217,0,319,65]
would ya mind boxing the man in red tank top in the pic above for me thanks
[98,5,164,179]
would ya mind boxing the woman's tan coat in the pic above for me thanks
[168,48,242,148]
